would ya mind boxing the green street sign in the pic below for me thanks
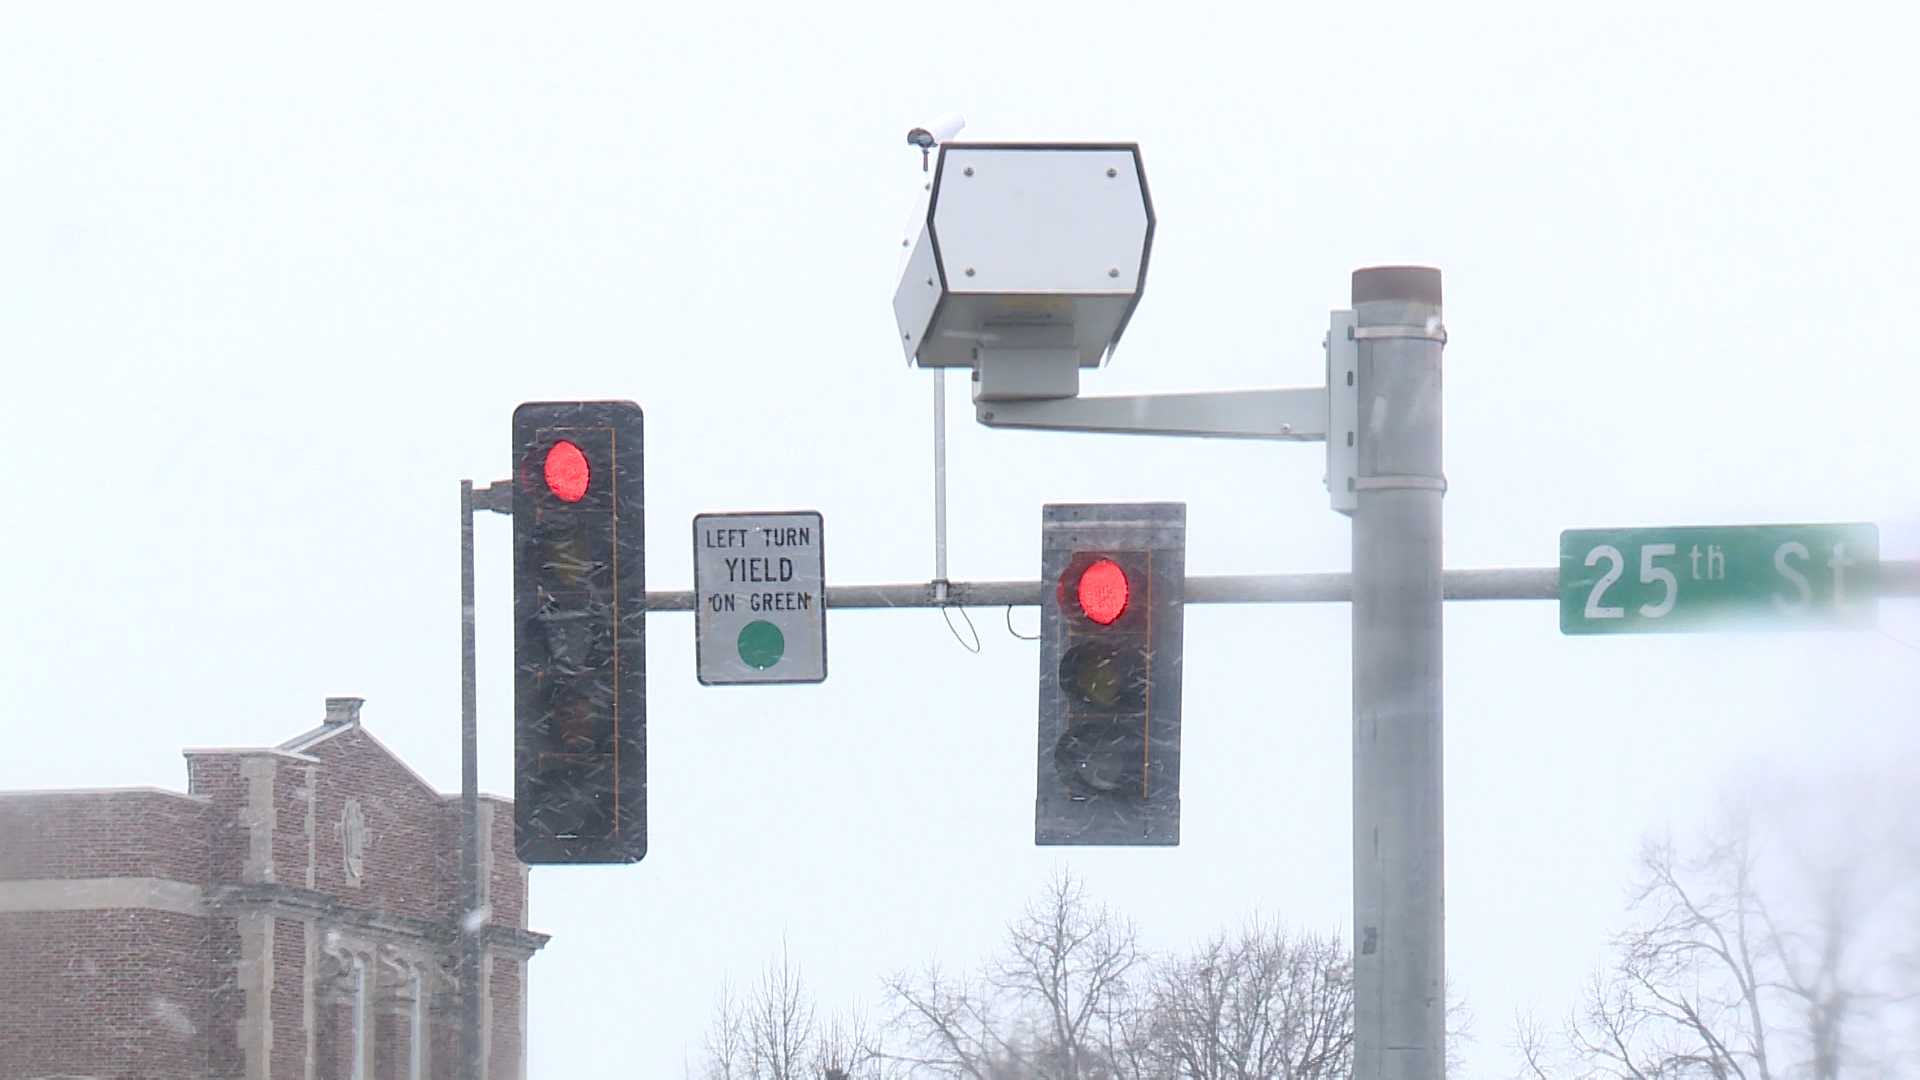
[1560,523,1878,634]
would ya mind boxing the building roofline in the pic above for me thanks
[440,792,513,805]
[187,712,463,803]
[346,726,449,800]
[279,697,366,753]
[279,722,352,754]
[0,785,212,803]
[181,747,322,764]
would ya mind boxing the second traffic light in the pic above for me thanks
[1036,502,1186,846]
[512,401,646,864]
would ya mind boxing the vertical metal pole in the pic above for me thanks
[460,480,483,1080]
[1350,267,1446,1079]
[933,369,950,599]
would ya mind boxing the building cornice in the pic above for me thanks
[208,883,550,957]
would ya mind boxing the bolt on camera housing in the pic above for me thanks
[891,143,1155,402]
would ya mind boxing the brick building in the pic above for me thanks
[0,697,548,1080]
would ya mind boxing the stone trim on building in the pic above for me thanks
[0,785,211,803]
[0,876,205,916]
[209,882,550,960]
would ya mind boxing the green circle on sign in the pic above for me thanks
[737,620,785,670]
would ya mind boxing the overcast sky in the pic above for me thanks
[3,4,1917,1077]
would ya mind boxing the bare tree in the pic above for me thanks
[1094,979,1159,1080]
[1549,819,1779,1079]
[747,944,818,1080]
[1764,868,1855,1080]
[701,979,752,1080]
[1445,977,1477,1077]
[1509,1011,1559,1080]
[994,870,1143,1079]
[1141,934,1231,1078]
[1753,783,1919,1078]
[814,1007,896,1080]
[698,880,1467,1080]
[1525,797,1919,1080]
[887,870,1143,1080]
[700,945,900,1080]
[883,962,1018,1078]
[1139,921,1353,1080]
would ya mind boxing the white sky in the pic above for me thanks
[3,4,1917,1077]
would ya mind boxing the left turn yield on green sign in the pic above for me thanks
[693,511,827,685]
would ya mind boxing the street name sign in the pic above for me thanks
[1560,523,1878,634]
[693,511,827,684]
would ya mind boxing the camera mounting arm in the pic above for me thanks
[972,383,1327,441]
[964,310,1364,512]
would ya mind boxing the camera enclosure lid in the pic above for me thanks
[893,143,1154,371]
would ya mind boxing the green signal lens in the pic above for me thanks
[1054,720,1148,798]
[737,620,785,670]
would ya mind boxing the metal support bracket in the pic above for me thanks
[1326,310,1360,513]
[973,346,1082,402]
[1355,475,1448,494]
[1328,312,1450,514]
[473,480,514,515]
[974,385,1327,440]
[1353,323,1447,344]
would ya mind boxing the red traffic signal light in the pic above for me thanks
[1075,558,1130,625]
[1036,503,1186,847]
[512,401,646,865]
[543,440,591,503]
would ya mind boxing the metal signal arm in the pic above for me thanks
[972,384,1328,441]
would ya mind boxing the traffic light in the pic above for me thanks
[1036,502,1186,845]
[512,401,646,864]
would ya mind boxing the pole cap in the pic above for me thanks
[1352,266,1441,306]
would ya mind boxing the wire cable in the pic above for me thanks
[1876,626,1920,654]
[941,603,981,653]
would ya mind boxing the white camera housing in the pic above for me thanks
[892,143,1154,400]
